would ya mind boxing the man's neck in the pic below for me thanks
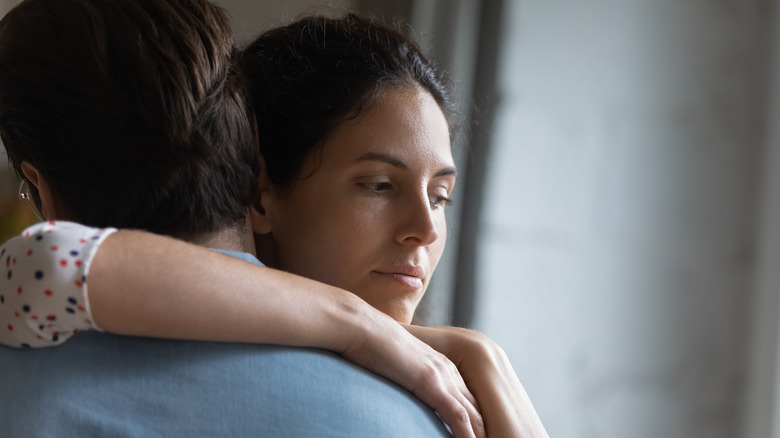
[189,215,256,255]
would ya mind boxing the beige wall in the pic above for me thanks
[215,0,353,44]
[0,0,20,16]
[0,0,352,41]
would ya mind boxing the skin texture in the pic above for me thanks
[254,87,455,324]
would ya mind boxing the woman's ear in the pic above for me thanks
[250,159,273,235]
[20,161,40,188]
[20,161,61,220]
[249,197,272,235]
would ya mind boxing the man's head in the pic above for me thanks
[0,0,257,241]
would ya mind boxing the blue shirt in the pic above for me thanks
[0,251,451,437]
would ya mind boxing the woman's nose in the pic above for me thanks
[394,193,441,246]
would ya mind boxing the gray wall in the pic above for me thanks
[474,1,773,437]
[2,0,779,436]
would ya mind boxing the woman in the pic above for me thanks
[240,14,546,436]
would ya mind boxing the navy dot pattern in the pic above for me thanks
[0,221,116,348]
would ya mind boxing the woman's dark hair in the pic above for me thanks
[240,13,456,188]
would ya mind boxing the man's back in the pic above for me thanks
[2,332,450,437]
[0,246,451,437]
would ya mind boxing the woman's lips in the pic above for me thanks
[373,266,425,289]
[383,273,423,288]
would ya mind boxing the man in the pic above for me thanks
[0,0,454,435]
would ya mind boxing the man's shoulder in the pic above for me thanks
[0,332,451,437]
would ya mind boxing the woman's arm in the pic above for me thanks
[1,221,484,438]
[406,325,549,438]
[91,231,486,438]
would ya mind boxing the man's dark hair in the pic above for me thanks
[0,0,258,240]
[240,14,456,190]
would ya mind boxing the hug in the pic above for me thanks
[0,0,546,436]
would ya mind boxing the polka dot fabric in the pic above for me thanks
[0,221,116,348]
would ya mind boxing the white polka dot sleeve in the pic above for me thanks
[0,221,116,348]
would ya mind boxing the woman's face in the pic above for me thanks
[255,87,455,323]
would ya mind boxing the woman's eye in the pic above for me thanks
[359,181,393,193]
[430,195,454,209]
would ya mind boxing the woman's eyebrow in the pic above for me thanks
[435,166,458,178]
[355,152,408,169]
[355,152,457,178]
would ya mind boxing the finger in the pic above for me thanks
[414,361,484,438]
[460,389,485,438]
[448,365,485,438]
[429,392,476,438]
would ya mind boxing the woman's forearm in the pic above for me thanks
[90,229,371,350]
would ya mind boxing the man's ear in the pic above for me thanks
[20,161,60,220]
[250,159,273,235]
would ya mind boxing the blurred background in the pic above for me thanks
[2,0,778,436]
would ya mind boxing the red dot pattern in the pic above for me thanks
[0,221,115,348]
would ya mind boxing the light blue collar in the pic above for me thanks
[211,249,265,267]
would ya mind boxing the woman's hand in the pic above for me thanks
[405,325,549,438]
[339,307,486,438]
